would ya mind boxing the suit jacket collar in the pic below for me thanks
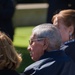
[39,50,69,61]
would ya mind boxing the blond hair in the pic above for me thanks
[0,31,22,70]
[52,9,75,38]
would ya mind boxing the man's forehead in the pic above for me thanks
[30,34,37,39]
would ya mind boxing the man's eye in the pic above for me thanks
[29,40,34,45]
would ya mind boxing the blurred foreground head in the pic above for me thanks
[0,31,22,70]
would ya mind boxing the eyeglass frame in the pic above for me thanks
[29,38,45,45]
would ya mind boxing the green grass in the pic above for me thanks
[13,26,34,47]
[13,26,34,73]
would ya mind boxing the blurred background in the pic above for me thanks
[13,0,48,27]
[15,0,47,4]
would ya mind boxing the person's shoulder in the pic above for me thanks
[0,69,20,75]
[24,58,54,75]
[8,69,20,75]
[64,41,75,52]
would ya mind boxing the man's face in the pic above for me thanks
[27,34,45,61]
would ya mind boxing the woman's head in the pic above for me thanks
[0,32,22,70]
[52,9,75,43]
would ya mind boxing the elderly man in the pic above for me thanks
[22,23,75,75]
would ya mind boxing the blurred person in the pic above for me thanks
[0,0,16,41]
[0,31,22,75]
[47,0,75,23]
[21,23,75,75]
[52,9,75,62]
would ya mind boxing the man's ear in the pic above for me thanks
[43,38,49,51]
[69,25,74,35]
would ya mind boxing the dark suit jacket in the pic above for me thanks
[0,68,20,75]
[65,40,75,62]
[22,50,75,75]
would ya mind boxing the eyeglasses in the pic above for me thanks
[29,38,45,45]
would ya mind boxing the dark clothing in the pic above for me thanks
[64,40,75,62]
[22,50,75,75]
[47,0,75,23]
[0,69,20,75]
[0,0,15,41]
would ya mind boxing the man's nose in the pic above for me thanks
[27,45,31,51]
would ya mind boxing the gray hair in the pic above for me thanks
[32,23,62,50]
